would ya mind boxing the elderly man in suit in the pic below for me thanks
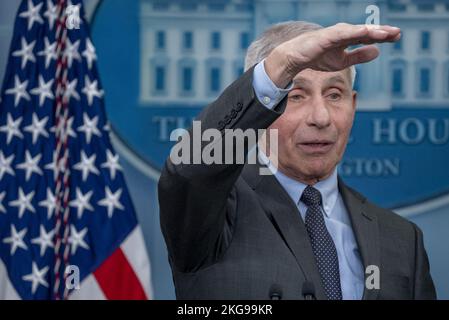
[158,21,436,300]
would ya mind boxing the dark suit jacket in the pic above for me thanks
[158,66,437,300]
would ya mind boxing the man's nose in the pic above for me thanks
[305,96,331,129]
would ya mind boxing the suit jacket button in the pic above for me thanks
[236,102,243,111]
[230,110,237,118]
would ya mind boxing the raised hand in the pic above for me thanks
[264,23,401,88]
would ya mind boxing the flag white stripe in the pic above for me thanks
[121,226,153,299]
[69,274,106,300]
[0,258,21,299]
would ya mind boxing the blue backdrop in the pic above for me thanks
[1,0,448,299]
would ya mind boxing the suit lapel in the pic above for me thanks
[242,163,381,300]
[242,163,327,300]
[338,176,380,300]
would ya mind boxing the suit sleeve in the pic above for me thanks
[158,65,288,273]
[412,223,437,299]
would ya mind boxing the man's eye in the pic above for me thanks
[289,94,304,101]
[328,93,341,100]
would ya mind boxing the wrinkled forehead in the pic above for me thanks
[291,68,352,89]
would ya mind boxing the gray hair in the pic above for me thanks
[244,21,357,88]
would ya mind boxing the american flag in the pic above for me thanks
[0,0,152,299]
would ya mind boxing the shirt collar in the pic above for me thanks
[259,152,339,217]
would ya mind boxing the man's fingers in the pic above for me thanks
[327,23,401,47]
[351,31,401,47]
[369,24,401,34]
[344,45,379,67]
[391,32,401,42]
[367,25,401,42]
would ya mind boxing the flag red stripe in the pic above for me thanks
[93,248,147,300]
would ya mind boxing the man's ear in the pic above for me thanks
[352,90,357,111]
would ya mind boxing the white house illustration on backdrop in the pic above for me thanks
[139,0,449,110]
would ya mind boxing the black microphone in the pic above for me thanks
[269,284,282,300]
[302,281,316,300]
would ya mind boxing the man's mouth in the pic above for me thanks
[296,141,334,154]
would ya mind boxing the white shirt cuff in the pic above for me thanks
[252,59,293,109]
